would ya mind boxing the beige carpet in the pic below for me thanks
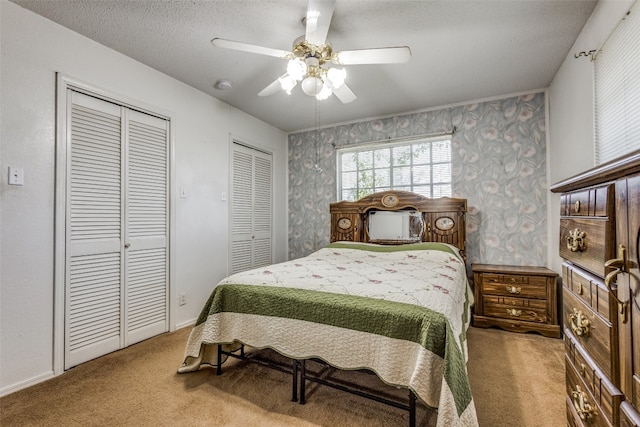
[0,326,565,426]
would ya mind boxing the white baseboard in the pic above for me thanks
[0,371,55,398]
[175,318,196,330]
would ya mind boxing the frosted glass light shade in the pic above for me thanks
[301,76,324,96]
[327,68,346,89]
[278,75,297,94]
[286,59,307,81]
[316,84,332,100]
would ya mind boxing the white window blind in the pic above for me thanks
[337,137,452,201]
[594,1,640,164]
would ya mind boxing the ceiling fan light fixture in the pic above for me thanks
[301,75,324,96]
[278,75,297,95]
[286,59,307,81]
[315,84,332,100]
[326,67,346,89]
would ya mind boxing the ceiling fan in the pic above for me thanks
[211,0,411,103]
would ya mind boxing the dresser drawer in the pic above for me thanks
[566,356,616,427]
[560,217,614,277]
[561,184,613,218]
[483,297,548,322]
[480,274,548,299]
[563,263,615,322]
[567,400,582,427]
[563,288,618,380]
[565,330,623,425]
[620,402,640,427]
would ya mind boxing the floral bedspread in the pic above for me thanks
[179,242,478,427]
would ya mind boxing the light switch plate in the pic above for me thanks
[8,167,24,185]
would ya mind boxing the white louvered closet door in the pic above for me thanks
[230,143,272,275]
[125,110,169,346]
[65,91,168,369]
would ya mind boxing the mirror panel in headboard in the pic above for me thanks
[330,190,467,257]
[367,210,424,243]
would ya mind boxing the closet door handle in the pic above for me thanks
[124,243,131,249]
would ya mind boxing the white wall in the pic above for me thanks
[546,0,633,273]
[0,0,288,395]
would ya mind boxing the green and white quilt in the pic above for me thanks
[179,242,478,427]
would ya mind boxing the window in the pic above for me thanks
[594,2,640,164]
[337,138,452,201]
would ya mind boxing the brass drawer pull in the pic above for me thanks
[506,286,521,295]
[569,308,590,337]
[566,228,586,252]
[572,385,596,422]
[506,308,522,317]
[576,282,583,295]
[604,244,630,324]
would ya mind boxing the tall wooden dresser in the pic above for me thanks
[551,151,640,427]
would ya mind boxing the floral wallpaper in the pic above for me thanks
[288,92,548,269]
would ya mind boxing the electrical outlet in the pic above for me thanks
[179,293,186,306]
[8,166,24,186]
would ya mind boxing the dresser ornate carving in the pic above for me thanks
[551,151,640,427]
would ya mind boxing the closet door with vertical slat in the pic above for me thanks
[252,151,272,267]
[229,143,272,275]
[125,110,169,345]
[230,147,254,275]
[66,92,123,369]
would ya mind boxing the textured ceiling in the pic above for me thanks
[11,0,597,132]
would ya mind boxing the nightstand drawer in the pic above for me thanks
[563,288,617,380]
[481,278,548,299]
[483,295,547,309]
[483,301,547,323]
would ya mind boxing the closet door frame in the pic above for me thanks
[54,74,176,375]
[228,135,275,276]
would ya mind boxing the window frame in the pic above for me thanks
[336,136,452,201]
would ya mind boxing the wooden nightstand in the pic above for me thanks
[472,264,561,338]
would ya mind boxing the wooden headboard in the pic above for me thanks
[330,190,467,258]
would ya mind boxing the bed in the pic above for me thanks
[179,191,478,427]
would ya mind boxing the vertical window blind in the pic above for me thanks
[594,0,640,164]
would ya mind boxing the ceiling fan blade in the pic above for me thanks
[335,46,412,65]
[333,83,357,104]
[305,0,336,46]
[211,38,290,59]
[258,75,288,97]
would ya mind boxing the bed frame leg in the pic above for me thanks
[299,360,306,405]
[409,391,416,427]
[291,360,299,402]
[216,344,222,376]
